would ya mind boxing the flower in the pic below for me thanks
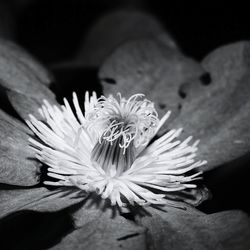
[1,24,250,250]
[26,92,206,207]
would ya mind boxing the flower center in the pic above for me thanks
[87,94,159,175]
[91,134,135,175]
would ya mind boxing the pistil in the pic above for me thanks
[91,134,135,176]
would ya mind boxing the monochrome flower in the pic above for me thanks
[27,92,206,207]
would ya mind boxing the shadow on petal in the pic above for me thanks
[0,209,74,250]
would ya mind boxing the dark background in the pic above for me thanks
[1,0,249,63]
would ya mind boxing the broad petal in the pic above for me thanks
[77,10,177,67]
[0,39,57,120]
[171,42,250,170]
[6,90,52,120]
[0,109,40,186]
[99,37,204,119]
[0,38,53,87]
[49,203,146,250]
[0,186,85,219]
[138,205,250,250]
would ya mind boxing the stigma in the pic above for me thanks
[26,92,206,207]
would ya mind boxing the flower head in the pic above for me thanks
[26,92,206,207]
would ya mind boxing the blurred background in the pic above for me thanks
[1,0,249,63]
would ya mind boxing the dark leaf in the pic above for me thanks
[0,109,40,186]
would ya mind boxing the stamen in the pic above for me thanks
[88,93,159,174]
[91,137,135,175]
[85,93,159,151]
